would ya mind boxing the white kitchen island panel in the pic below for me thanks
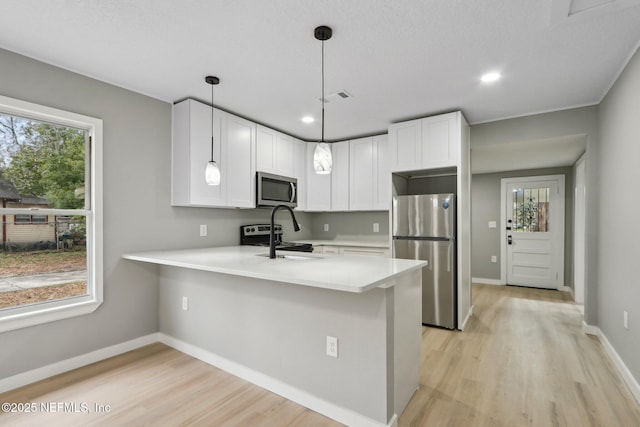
[124,247,423,426]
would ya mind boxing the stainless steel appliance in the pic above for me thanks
[256,172,297,208]
[240,224,313,252]
[393,194,456,329]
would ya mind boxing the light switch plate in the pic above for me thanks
[324,224,329,232]
[199,225,207,237]
[373,223,380,233]
[488,221,497,229]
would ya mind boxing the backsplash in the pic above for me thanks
[308,211,389,241]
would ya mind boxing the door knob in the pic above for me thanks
[507,235,513,245]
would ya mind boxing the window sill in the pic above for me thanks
[0,297,102,333]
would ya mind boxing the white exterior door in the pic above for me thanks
[503,175,565,289]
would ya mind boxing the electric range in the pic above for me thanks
[240,224,313,252]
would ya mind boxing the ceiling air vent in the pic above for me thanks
[320,90,353,103]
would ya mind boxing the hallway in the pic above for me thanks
[399,284,640,426]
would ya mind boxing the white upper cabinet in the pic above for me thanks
[374,134,390,210]
[224,113,256,208]
[256,125,276,173]
[331,140,350,211]
[388,118,422,172]
[293,138,307,211]
[305,142,332,211]
[349,137,375,210]
[389,112,461,172]
[256,125,295,178]
[275,133,295,178]
[349,135,390,211]
[172,99,255,208]
[421,113,459,169]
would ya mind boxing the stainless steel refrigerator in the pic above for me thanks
[393,194,456,329]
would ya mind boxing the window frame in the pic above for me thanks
[0,94,103,333]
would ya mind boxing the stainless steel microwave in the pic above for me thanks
[256,171,297,208]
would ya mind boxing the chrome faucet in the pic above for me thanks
[270,205,301,259]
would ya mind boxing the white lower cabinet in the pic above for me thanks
[339,247,390,257]
[314,245,390,257]
[315,245,340,255]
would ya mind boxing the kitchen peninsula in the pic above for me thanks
[123,246,425,427]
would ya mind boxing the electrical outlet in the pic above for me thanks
[324,224,329,232]
[373,223,380,233]
[199,225,207,237]
[491,255,497,263]
[624,311,628,329]
[182,296,189,311]
[326,336,338,358]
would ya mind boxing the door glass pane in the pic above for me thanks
[512,187,550,232]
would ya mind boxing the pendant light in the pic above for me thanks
[205,75,221,186]
[313,26,333,174]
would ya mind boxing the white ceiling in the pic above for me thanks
[1,1,639,148]
[471,134,587,174]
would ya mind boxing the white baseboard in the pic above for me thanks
[0,333,159,394]
[561,286,575,300]
[472,277,504,285]
[582,321,599,336]
[582,323,640,405]
[460,305,473,331]
[158,333,395,427]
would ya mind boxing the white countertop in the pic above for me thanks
[123,246,424,293]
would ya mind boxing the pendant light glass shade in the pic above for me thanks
[314,26,333,175]
[205,75,221,186]
[205,160,221,185]
[313,142,332,174]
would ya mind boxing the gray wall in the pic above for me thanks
[470,106,599,324]
[597,46,640,384]
[471,167,574,286]
[0,48,311,379]
[406,175,457,195]
[308,211,389,241]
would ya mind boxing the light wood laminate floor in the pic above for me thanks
[1,284,639,426]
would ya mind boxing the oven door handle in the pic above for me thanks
[289,182,296,203]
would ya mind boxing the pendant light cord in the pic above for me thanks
[211,84,219,162]
[321,38,325,143]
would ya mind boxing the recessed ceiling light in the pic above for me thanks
[302,116,315,124]
[481,72,502,83]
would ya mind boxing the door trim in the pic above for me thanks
[573,154,586,303]
[500,174,565,289]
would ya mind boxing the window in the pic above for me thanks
[0,94,102,333]
[13,214,49,224]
